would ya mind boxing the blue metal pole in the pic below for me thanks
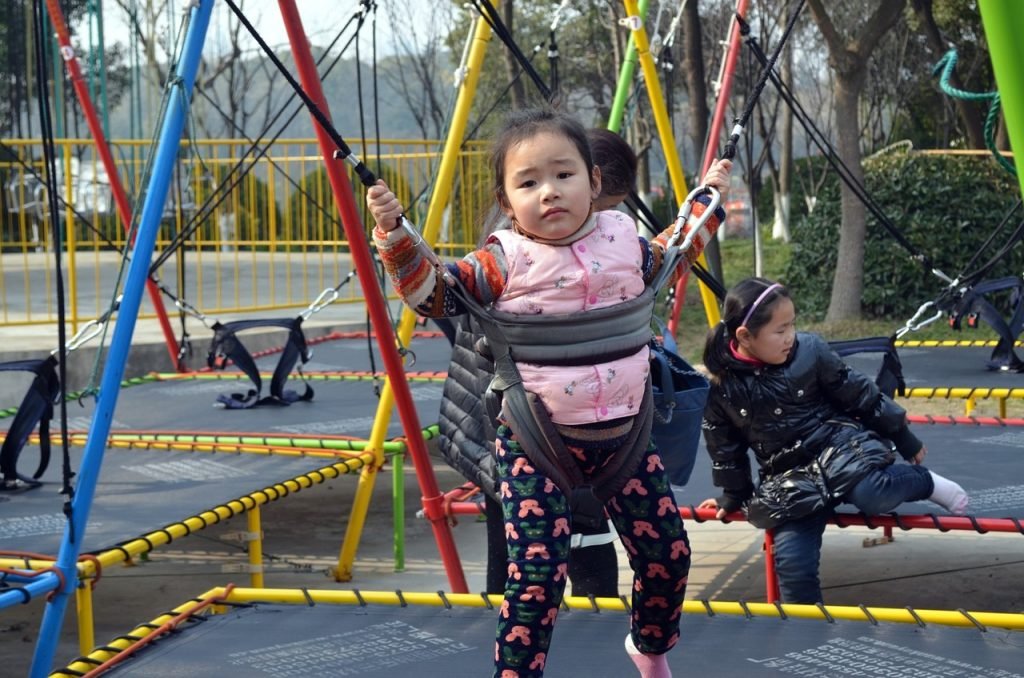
[28,3,214,675]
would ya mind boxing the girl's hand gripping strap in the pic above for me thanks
[653,185,722,293]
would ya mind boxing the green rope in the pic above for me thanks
[933,49,1016,176]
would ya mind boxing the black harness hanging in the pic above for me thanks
[944,276,1024,371]
[0,355,60,491]
[206,316,314,409]
[828,335,906,398]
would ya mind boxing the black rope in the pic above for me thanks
[150,10,366,273]
[743,25,937,274]
[222,0,378,188]
[722,0,806,161]
[31,0,75,527]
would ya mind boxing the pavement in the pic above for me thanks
[2,312,1024,674]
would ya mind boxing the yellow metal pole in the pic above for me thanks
[63,148,80,333]
[74,582,94,656]
[332,10,497,582]
[246,504,265,588]
[621,0,721,325]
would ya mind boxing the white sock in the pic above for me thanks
[929,472,969,515]
[625,633,672,678]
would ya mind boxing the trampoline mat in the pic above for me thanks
[257,332,454,373]
[844,344,1024,390]
[0,374,443,438]
[673,421,1024,520]
[0,445,345,555]
[105,602,1024,677]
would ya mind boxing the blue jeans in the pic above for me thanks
[772,463,933,603]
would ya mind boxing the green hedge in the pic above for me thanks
[784,153,1021,320]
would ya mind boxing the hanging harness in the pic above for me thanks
[827,335,906,398]
[452,190,718,529]
[0,356,60,491]
[206,317,314,409]
[945,276,1024,371]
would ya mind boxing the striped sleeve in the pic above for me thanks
[644,194,726,286]
[373,226,507,317]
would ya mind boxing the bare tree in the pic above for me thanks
[805,0,906,321]
[382,0,456,138]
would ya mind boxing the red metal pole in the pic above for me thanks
[276,0,468,593]
[668,0,750,338]
[44,0,182,370]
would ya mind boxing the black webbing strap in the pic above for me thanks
[0,355,60,490]
[206,317,314,409]
[946,277,1024,371]
[828,335,906,398]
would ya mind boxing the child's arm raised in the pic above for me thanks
[366,180,507,317]
[645,159,733,286]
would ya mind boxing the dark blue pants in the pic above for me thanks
[773,463,933,603]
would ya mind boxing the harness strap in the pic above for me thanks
[828,335,906,397]
[0,355,60,490]
[206,317,314,409]
[949,277,1024,370]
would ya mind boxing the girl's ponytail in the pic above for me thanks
[702,322,731,376]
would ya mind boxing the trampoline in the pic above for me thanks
[845,342,1024,415]
[55,588,1024,677]
[0,444,369,558]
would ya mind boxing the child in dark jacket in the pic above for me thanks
[698,277,969,604]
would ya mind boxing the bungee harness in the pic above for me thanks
[206,316,314,409]
[447,189,720,529]
[0,357,60,491]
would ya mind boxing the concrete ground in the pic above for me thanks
[2,316,1024,675]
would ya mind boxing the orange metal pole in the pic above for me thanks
[275,0,467,592]
[44,0,181,370]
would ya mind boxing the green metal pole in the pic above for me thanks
[607,0,649,133]
[979,0,1024,196]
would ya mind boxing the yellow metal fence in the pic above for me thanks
[0,138,491,332]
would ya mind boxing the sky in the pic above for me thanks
[99,1,442,59]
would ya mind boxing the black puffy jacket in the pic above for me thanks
[437,315,499,500]
[703,332,922,515]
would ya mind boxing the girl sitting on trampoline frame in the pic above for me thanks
[699,277,970,604]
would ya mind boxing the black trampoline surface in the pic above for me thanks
[673,421,1024,520]
[102,602,1024,677]
[0,445,352,555]
[257,332,454,373]
[844,344,1024,390]
[0,372,444,438]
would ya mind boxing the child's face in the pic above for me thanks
[737,297,796,365]
[501,131,600,241]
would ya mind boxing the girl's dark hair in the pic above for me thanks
[491,108,594,209]
[587,128,637,197]
[703,277,791,375]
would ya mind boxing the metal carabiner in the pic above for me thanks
[666,184,722,251]
[301,287,340,321]
[896,301,943,339]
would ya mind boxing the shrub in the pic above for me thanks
[784,153,1021,320]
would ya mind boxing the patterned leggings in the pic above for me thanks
[493,424,691,678]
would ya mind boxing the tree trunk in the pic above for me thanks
[806,0,906,322]
[502,2,527,109]
[827,73,868,321]
[772,46,793,242]
[682,0,723,282]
